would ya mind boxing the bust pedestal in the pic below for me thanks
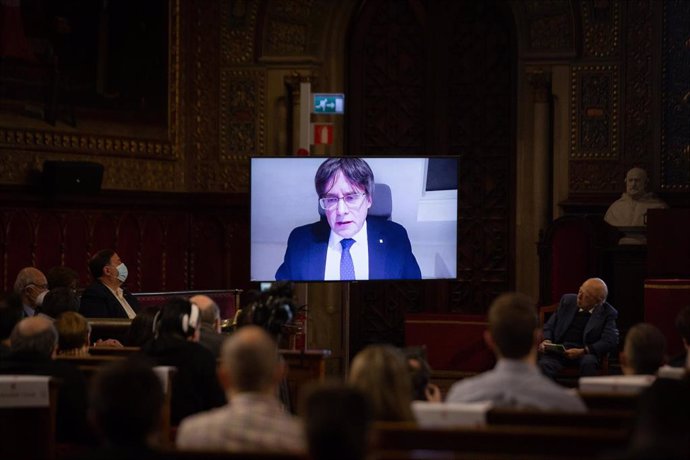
[602,245,647,344]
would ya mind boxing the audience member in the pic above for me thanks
[620,323,666,375]
[80,249,139,318]
[0,294,23,359]
[190,294,224,357]
[669,305,690,367]
[55,311,91,356]
[625,377,690,460]
[301,383,372,460]
[13,267,49,317]
[36,286,79,320]
[447,292,586,412]
[124,306,159,347]
[349,344,415,422]
[142,298,225,425]
[87,359,164,459]
[47,265,80,291]
[538,277,619,378]
[404,347,441,402]
[176,325,305,453]
[0,316,88,442]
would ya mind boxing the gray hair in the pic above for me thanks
[10,318,58,357]
[199,302,220,325]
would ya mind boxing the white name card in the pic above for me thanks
[657,365,688,380]
[0,376,51,408]
[579,374,656,395]
[153,366,176,394]
[412,401,492,428]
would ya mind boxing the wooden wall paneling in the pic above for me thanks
[115,214,143,292]
[347,0,515,357]
[90,214,118,260]
[5,211,34,290]
[140,215,166,292]
[190,216,226,290]
[34,212,62,274]
[661,0,690,192]
[163,214,190,291]
[62,213,91,287]
[0,212,5,291]
[0,190,249,294]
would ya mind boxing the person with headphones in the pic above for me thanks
[141,297,226,425]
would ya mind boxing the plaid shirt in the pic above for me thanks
[176,392,305,453]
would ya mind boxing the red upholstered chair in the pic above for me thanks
[133,289,241,320]
[537,215,612,306]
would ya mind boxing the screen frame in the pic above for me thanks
[249,156,459,283]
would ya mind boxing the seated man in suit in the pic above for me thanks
[447,292,586,412]
[538,277,619,378]
[80,249,139,318]
[275,157,421,281]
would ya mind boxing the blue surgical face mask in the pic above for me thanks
[115,263,128,283]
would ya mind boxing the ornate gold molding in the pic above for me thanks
[0,0,185,192]
[0,0,182,163]
[570,65,620,159]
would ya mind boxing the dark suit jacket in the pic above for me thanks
[543,293,619,357]
[79,280,140,318]
[141,336,226,425]
[198,324,225,358]
[275,216,421,281]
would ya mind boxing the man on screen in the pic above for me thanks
[275,158,421,281]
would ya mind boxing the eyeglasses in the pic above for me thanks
[319,193,367,210]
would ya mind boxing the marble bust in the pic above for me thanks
[604,167,668,243]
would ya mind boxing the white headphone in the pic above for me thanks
[182,303,200,335]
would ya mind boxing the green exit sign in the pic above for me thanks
[313,93,345,114]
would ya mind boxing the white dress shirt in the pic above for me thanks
[324,221,369,280]
[104,284,136,319]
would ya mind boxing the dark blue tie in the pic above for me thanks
[340,238,356,280]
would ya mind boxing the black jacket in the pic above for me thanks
[80,281,140,318]
[141,336,226,425]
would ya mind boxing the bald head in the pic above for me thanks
[577,278,608,311]
[189,295,220,327]
[10,316,58,357]
[221,326,280,394]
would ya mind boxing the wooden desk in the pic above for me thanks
[0,378,58,460]
[280,349,331,408]
[88,318,132,343]
[372,422,628,457]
